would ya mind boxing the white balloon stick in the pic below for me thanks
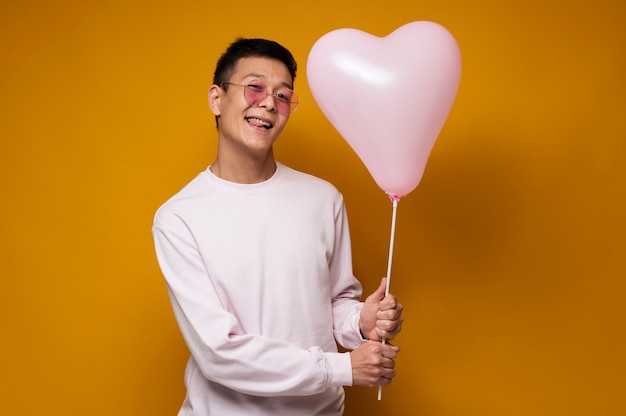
[378,198,398,400]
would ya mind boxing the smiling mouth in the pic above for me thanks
[246,117,273,130]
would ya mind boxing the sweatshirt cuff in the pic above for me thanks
[324,352,353,387]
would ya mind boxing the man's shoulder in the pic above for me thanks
[279,163,340,194]
[153,170,211,224]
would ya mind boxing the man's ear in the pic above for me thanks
[208,85,221,116]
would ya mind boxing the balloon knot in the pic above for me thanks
[387,194,401,202]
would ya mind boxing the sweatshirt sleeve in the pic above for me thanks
[329,198,368,351]
[152,218,354,397]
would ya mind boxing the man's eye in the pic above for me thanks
[275,91,292,102]
[247,84,264,92]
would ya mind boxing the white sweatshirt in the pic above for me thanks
[152,162,366,415]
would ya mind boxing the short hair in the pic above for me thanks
[213,38,298,89]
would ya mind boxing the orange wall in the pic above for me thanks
[1,1,625,415]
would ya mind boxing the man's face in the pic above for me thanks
[210,56,293,156]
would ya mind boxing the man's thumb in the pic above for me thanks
[366,277,387,303]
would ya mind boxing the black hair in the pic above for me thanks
[213,38,297,89]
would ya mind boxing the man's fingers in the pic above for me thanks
[378,295,401,311]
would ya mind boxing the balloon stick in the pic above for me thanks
[378,197,399,400]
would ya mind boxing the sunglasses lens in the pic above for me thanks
[274,93,291,115]
[243,83,266,106]
[244,83,298,114]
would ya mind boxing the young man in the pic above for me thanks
[152,38,403,415]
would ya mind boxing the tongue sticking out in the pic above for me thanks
[246,117,273,129]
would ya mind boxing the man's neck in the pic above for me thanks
[210,152,277,184]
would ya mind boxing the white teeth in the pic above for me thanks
[246,117,272,129]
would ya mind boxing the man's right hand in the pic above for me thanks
[350,340,400,387]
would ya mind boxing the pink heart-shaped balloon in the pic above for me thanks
[307,21,462,199]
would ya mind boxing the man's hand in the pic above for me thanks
[359,277,404,342]
[350,340,400,387]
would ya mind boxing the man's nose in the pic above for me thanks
[258,93,277,112]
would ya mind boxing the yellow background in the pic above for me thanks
[2,0,624,415]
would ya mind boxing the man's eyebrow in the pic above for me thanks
[244,72,266,79]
